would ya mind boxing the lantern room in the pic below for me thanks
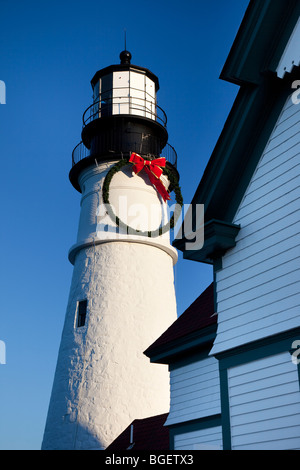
[89,50,159,123]
[70,50,178,192]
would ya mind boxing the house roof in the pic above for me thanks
[173,0,300,263]
[106,414,169,451]
[220,0,300,85]
[144,283,216,363]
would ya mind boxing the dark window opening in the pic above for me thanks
[100,74,112,117]
[77,299,87,328]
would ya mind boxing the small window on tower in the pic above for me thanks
[77,300,87,328]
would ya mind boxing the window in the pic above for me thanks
[77,300,87,328]
[100,74,112,117]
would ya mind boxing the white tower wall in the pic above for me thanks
[42,161,178,450]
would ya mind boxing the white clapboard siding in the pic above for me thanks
[174,426,223,450]
[211,94,300,355]
[165,356,221,426]
[228,352,300,450]
[277,17,300,78]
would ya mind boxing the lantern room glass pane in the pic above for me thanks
[100,74,113,117]
[113,71,129,114]
[130,71,145,117]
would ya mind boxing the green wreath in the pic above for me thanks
[102,157,183,237]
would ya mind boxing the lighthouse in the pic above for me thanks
[42,50,180,450]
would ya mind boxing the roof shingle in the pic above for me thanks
[106,413,169,451]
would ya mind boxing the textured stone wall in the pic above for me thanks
[42,162,178,449]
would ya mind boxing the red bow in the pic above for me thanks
[129,153,171,202]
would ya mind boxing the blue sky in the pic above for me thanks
[0,0,249,449]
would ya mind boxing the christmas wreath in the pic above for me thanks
[102,153,183,237]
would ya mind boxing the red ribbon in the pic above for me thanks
[129,153,171,202]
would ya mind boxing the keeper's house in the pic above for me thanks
[146,0,300,451]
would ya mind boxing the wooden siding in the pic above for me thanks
[165,355,221,426]
[277,17,300,78]
[211,94,300,355]
[228,352,300,450]
[174,426,222,450]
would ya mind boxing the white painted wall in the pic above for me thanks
[42,161,178,450]
[70,162,176,264]
[228,352,300,450]
[165,355,221,426]
[174,426,223,450]
[211,93,300,355]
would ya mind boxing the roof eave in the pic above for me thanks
[144,323,217,364]
[174,68,293,256]
[220,0,300,85]
[91,63,159,90]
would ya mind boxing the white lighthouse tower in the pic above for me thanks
[42,50,179,450]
